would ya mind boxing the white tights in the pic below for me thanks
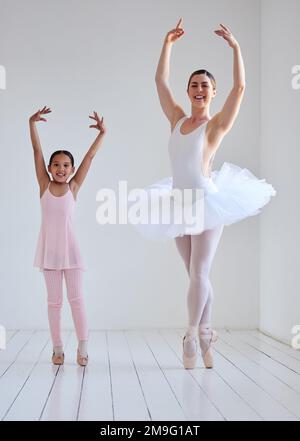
[175,225,224,332]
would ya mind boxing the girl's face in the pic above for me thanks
[187,74,216,109]
[48,153,75,183]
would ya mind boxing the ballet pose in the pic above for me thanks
[30,106,106,366]
[137,20,276,369]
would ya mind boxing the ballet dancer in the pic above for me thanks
[137,19,276,369]
[30,106,106,366]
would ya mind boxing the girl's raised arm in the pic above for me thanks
[155,18,186,128]
[29,106,51,191]
[69,111,106,195]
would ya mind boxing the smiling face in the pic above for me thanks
[187,73,216,109]
[48,153,75,183]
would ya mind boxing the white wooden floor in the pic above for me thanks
[1,329,300,421]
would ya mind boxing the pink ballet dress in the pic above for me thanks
[34,181,85,271]
[132,116,277,240]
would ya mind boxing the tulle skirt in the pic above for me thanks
[130,162,276,241]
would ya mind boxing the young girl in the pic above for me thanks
[135,20,276,369]
[30,106,106,366]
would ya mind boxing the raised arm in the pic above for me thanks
[155,18,186,128]
[69,112,106,195]
[29,106,51,191]
[211,24,246,137]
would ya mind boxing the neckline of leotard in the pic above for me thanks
[47,181,71,198]
[178,116,210,136]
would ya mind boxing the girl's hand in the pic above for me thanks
[89,111,106,135]
[29,106,52,123]
[165,18,185,44]
[214,24,239,49]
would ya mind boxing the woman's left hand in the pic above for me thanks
[89,111,106,134]
[214,24,239,49]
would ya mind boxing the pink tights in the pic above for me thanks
[43,269,88,347]
[175,225,224,331]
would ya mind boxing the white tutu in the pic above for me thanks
[131,162,276,241]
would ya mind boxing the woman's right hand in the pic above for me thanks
[165,18,184,44]
[29,106,52,123]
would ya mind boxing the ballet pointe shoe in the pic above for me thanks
[77,349,89,367]
[199,329,218,369]
[52,352,64,365]
[182,331,198,369]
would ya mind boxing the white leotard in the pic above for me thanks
[168,116,216,192]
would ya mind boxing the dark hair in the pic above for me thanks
[49,150,74,167]
[187,69,216,91]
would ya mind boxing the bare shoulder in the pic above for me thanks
[170,106,186,132]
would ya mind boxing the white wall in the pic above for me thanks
[260,0,300,343]
[0,0,261,330]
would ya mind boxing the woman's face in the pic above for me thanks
[187,74,216,108]
[48,153,75,183]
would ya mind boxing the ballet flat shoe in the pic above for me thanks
[77,349,89,367]
[52,352,64,365]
